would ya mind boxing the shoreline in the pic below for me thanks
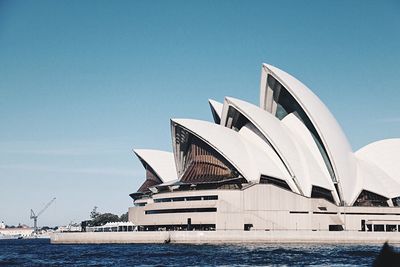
[50,230,400,244]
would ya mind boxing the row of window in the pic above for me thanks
[134,195,218,206]
[90,226,136,232]
[137,224,216,231]
[145,207,217,214]
[137,189,397,208]
[361,220,400,232]
[154,195,218,203]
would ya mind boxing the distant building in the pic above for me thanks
[129,64,400,233]
[0,227,33,237]
[58,225,82,232]
[0,222,34,237]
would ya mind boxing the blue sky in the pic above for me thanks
[1,0,399,226]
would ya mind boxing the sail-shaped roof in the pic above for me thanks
[221,97,339,203]
[259,63,357,204]
[171,118,299,191]
[208,99,223,124]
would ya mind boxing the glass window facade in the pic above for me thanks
[174,125,242,183]
[392,197,400,206]
[154,195,218,203]
[311,185,335,204]
[354,190,389,207]
[260,175,291,191]
[145,207,217,214]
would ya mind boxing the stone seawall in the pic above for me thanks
[51,232,170,244]
[51,230,400,244]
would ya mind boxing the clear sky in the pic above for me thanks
[1,0,399,227]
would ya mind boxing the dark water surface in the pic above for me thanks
[0,238,386,266]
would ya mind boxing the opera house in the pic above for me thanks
[128,64,400,233]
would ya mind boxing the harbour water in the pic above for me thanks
[0,238,389,266]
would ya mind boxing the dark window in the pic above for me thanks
[244,224,253,231]
[203,195,218,200]
[137,224,216,231]
[186,196,202,201]
[260,175,291,191]
[353,190,389,207]
[392,197,400,206]
[134,202,147,207]
[361,220,366,231]
[171,197,185,202]
[154,198,171,203]
[176,178,245,191]
[154,195,218,203]
[386,225,397,232]
[145,208,217,214]
[329,225,344,231]
[374,224,385,232]
[340,212,400,215]
[225,106,250,131]
[311,185,334,204]
[289,211,309,214]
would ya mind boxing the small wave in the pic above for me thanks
[0,259,20,266]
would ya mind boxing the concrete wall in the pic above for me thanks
[128,184,400,232]
[51,232,170,244]
[51,230,400,244]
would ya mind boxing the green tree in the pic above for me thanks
[120,212,128,222]
[90,213,120,226]
[90,206,100,219]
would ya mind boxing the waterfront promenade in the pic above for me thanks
[51,230,400,244]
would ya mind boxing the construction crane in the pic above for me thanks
[30,197,56,232]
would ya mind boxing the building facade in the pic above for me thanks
[129,64,400,233]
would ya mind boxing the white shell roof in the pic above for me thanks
[133,63,399,207]
[221,97,297,177]
[208,99,223,123]
[282,113,339,203]
[221,97,339,203]
[354,139,400,205]
[237,123,298,192]
[171,118,298,191]
[260,63,357,205]
[356,139,400,186]
[353,158,400,205]
[133,149,177,183]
